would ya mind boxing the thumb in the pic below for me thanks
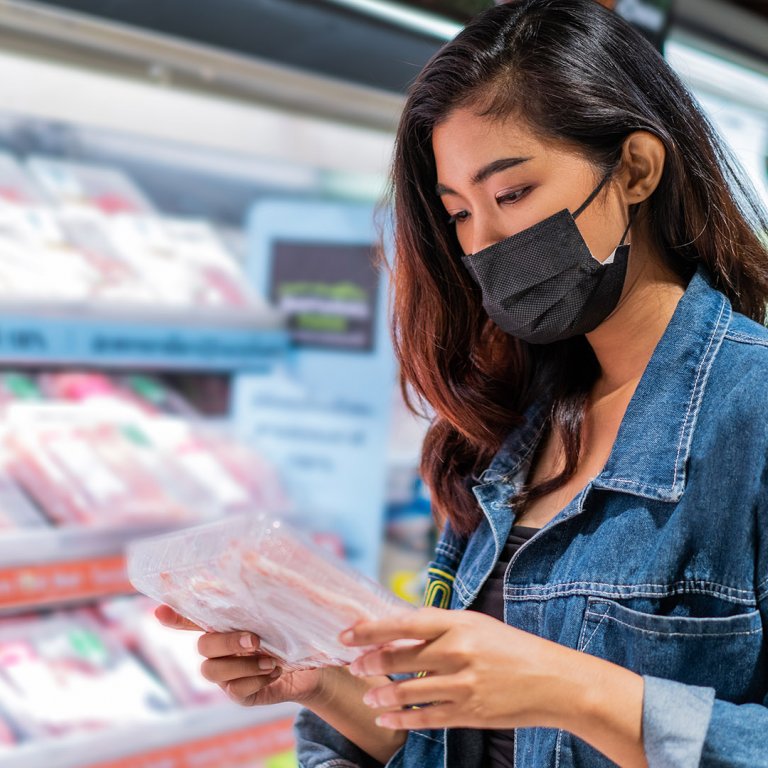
[155,604,204,631]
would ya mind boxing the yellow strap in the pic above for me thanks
[426,567,455,583]
[412,569,455,696]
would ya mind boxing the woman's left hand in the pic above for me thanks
[341,606,583,732]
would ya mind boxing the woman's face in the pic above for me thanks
[432,107,630,261]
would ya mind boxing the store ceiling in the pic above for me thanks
[404,0,768,22]
[706,0,768,17]
[25,0,443,92]
[19,0,768,96]
[406,0,490,17]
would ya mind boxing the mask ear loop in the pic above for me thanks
[619,204,639,246]
[572,172,612,220]
[572,171,638,253]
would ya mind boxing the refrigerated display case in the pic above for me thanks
[1,0,763,764]
[666,37,768,212]
[0,1,423,765]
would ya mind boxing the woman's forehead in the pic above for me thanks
[433,108,539,150]
[432,110,578,180]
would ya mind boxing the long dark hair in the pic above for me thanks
[389,0,768,536]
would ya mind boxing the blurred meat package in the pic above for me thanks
[2,401,289,528]
[98,595,227,706]
[6,418,190,526]
[128,512,414,671]
[0,612,174,739]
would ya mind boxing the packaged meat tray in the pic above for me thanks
[0,153,45,206]
[0,612,174,739]
[0,206,100,302]
[6,419,191,526]
[127,512,414,671]
[0,469,48,531]
[55,208,157,304]
[26,157,156,215]
[98,595,227,706]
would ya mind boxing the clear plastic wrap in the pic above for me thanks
[127,513,415,671]
[26,157,156,215]
[2,403,289,527]
[0,468,47,530]
[0,611,174,739]
[6,419,191,525]
[0,152,46,206]
[0,206,101,302]
[98,595,227,706]
[55,208,157,304]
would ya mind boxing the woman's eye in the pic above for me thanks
[445,188,530,226]
[447,210,470,225]
[497,187,531,205]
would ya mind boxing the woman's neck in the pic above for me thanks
[586,255,687,402]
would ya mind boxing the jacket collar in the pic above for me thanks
[593,267,730,501]
[478,397,550,485]
[479,266,731,504]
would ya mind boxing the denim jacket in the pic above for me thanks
[295,267,768,767]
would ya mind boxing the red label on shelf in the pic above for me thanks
[86,717,296,768]
[0,555,132,608]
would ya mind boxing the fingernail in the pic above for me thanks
[376,716,393,728]
[258,657,275,671]
[239,634,254,650]
[363,691,377,706]
[340,630,354,644]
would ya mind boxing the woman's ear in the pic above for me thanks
[619,131,666,204]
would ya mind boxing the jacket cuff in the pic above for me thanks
[642,675,715,768]
[294,707,384,768]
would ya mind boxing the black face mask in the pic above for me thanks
[461,174,633,344]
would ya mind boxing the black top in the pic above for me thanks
[470,524,539,768]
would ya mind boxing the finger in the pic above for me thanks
[350,635,477,678]
[201,655,278,684]
[341,607,451,647]
[155,605,204,632]
[226,669,282,702]
[362,674,467,711]
[198,631,262,659]
[375,702,458,731]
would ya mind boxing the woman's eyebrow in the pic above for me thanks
[435,156,533,196]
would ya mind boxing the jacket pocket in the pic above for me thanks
[577,596,764,703]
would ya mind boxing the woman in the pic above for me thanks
[158,1,768,765]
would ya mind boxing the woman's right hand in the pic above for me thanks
[155,605,328,707]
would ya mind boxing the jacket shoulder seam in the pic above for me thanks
[724,330,768,347]
[435,541,464,559]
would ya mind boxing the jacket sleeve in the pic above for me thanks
[294,707,385,768]
[641,672,768,767]
[641,510,768,767]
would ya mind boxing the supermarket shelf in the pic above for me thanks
[0,701,300,768]
[0,304,288,371]
[0,552,130,610]
[0,520,189,567]
[0,522,189,611]
[0,0,407,133]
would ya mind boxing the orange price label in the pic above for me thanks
[86,717,296,768]
[0,555,132,609]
